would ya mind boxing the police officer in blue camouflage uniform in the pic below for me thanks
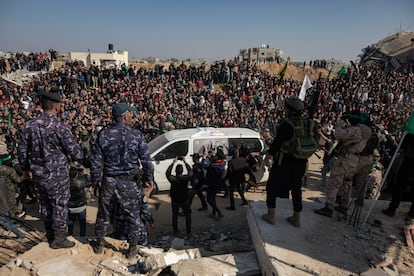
[17,90,86,249]
[91,103,154,259]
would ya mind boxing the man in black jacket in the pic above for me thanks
[225,149,252,210]
[189,153,208,211]
[166,157,193,236]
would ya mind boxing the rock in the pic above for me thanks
[170,251,260,276]
[138,246,164,257]
[22,259,32,270]
[14,258,23,267]
[219,233,228,241]
[145,248,202,271]
[171,238,185,250]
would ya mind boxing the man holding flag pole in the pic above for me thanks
[381,112,414,219]
[360,111,414,237]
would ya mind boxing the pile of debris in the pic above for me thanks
[358,31,414,73]
[0,234,260,276]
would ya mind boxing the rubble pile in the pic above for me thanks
[359,31,414,72]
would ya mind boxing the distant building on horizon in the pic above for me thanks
[69,44,128,68]
[243,45,283,63]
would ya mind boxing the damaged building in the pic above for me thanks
[359,31,414,73]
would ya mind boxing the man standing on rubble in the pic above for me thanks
[17,90,86,249]
[261,97,318,227]
[91,103,154,260]
[315,110,372,217]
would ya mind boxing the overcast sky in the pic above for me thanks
[1,0,413,62]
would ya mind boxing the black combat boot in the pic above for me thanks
[127,245,139,260]
[287,211,301,227]
[314,204,333,217]
[45,227,54,243]
[92,238,105,254]
[50,231,75,249]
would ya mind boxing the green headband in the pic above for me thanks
[347,112,369,123]
[0,155,11,166]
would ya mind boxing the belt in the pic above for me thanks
[109,174,137,181]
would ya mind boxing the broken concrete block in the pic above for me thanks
[138,246,164,257]
[170,251,260,276]
[145,248,202,270]
[171,237,185,249]
[14,258,23,267]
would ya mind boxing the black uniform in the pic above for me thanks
[166,162,193,235]
[266,120,308,212]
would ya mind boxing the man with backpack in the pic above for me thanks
[261,97,318,227]
[225,148,252,210]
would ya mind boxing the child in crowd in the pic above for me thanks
[67,162,90,237]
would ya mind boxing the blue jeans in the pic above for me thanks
[0,213,24,239]
[68,209,86,236]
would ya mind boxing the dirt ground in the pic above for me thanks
[1,153,413,275]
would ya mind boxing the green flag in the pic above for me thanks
[326,67,332,80]
[338,66,346,76]
[277,57,290,86]
[406,111,414,135]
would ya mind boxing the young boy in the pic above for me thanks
[67,162,90,237]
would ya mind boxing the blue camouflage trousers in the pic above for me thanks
[34,171,70,232]
[95,176,148,246]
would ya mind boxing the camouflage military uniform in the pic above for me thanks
[0,165,25,217]
[324,121,372,209]
[365,162,383,199]
[17,113,85,232]
[91,121,153,246]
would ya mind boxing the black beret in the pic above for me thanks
[285,97,304,111]
[41,91,61,103]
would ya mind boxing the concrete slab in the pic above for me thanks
[170,251,261,276]
[247,199,400,276]
[35,256,96,276]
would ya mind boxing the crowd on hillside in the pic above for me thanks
[0,51,52,75]
[1,52,413,161]
[0,50,413,247]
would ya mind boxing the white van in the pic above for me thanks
[147,127,269,192]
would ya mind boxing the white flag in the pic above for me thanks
[299,74,312,101]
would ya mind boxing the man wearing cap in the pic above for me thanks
[90,102,154,259]
[17,90,86,249]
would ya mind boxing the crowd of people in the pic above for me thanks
[0,51,52,75]
[0,50,413,257]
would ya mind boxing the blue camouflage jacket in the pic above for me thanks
[90,122,153,187]
[17,113,84,178]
